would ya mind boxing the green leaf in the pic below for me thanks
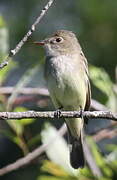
[87,137,113,177]
[89,65,117,111]
[7,119,24,136]
[106,149,117,162]
[0,60,17,85]
[41,123,78,176]
[0,16,6,27]
[106,144,117,152]
[0,16,9,60]
[37,176,63,180]
[106,92,117,112]
[41,160,69,177]
[0,129,22,147]
[27,134,41,147]
[89,65,113,97]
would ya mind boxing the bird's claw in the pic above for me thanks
[80,108,84,119]
[54,109,62,118]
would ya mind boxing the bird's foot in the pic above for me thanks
[80,107,84,119]
[54,107,63,118]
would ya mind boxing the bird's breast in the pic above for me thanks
[46,55,75,89]
[45,55,86,108]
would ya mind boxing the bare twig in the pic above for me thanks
[93,129,117,142]
[0,87,49,96]
[0,0,55,69]
[0,124,66,176]
[90,121,117,136]
[0,86,109,110]
[0,110,116,120]
[0,109,116,176]
[91,99,108,111]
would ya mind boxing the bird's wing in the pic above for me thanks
[80,50,91,123]
[85,78,91,111]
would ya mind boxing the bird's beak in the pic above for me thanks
[33,41,45,46]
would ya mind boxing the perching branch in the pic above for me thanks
[0,0,55,69]
[0,114,115,177]
[0,110,117,121]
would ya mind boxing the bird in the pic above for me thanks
[34,30,91,169]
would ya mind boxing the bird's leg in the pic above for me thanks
[54,106,63,118]
[80,106,88,124]
[80,106,84,119]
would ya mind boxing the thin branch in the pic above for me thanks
[0,87,49,96]
[0,0,55,69]
[90,121,117,136]
[93,128,117,142]
[0,124,66,176]
[0,110,116,176]
[0,110,116,120]
[0,87,109,111]
[91,99,108,111]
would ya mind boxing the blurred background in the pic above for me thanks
[0,0,117,179]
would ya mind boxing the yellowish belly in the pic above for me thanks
[48,70,86,110]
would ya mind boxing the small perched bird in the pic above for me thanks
[34,30,91,169]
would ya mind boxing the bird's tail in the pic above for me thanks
[68,129,85,169]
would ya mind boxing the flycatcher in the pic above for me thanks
[34,30,91,169]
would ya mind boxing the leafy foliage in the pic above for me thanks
[89,65,117,112]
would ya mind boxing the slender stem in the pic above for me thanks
[0,110,116,121]
[0,0,55,69]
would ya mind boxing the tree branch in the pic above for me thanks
[0,0,55,69]
[91,99,108,111]
[0,110,116,121]
[0,86,109,111]
[0,87,49,96]
[93,128,117,142]
[0,110,116,176]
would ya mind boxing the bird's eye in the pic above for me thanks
[50,37,63,44]
[55,37,63,42]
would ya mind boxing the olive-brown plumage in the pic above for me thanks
[35,30,91,169]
